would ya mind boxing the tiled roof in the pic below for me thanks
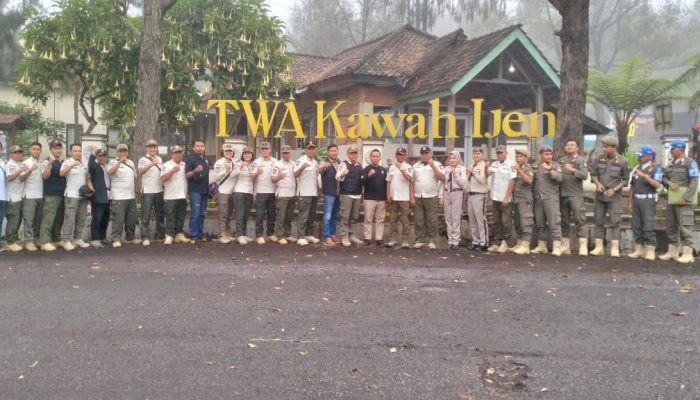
[291,53,337,87]
[0,114,22,127]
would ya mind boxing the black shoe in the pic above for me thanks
[363,239,372,246]
[477,245,488,251]
[449,245,458,250]
[376,240,385,246]
[467,243,478,250]
[401,243,410,249]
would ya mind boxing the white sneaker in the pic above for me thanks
[267,235,279,242]
[386,241,397,248]
[90,240,104,248]
[341,238,351,247]
[413,242,425,249]
[142,240,151,247]
[24,242,38,252]
[112,241,122,248]
[305,236,320,244]
[63,241,75,251]
[427,242,437,250]
[297,238,309,246]
[74,239,90,248]
[349,235,363,245]
[277,238,288,245]
[238,236,249,245]
[256,237,266,244]
[164,236,174,245]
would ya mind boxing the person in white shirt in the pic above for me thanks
[107,143,138,248]
[233,147,257,245]
[271,145,296,244]
[4,145,27,252]
[20,142,43,251]
[59,143,91,250]
[161,145,189,245]
[213,143,236,243]
[0,142,6,252]
[487,144,516,253]
[443,150,467,251]
[293,141,321,246]
[252,141,278,244]
[385,147,412,249]
[410,146,445,249]
[137,139,164,246]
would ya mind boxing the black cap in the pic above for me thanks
[95,148,107,156]
[395,147,407,155]
[48,139,63,148]
[419,146,431,154]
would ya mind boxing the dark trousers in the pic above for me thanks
[164,199,187,237]
[91,202,110,241]
[594,198,621,240]
[140,192,165,240]
[255,193,276,237]
[39,195,64,244]
[492,200,512,243]
[561,195,586,238]
[632,197,656,245]
[234,192,253,237]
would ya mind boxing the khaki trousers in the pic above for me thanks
[363,199,386,241]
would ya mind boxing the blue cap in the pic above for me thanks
[670,140,687,150]
[635,145,654,157]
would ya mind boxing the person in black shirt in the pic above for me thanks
[185,139,210,243]
[39,140,66,251]
[87,148,110,248]
[362,149,387,246]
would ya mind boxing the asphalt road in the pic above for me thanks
[1,243,699,399]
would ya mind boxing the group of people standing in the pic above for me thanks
[0,136,696,264]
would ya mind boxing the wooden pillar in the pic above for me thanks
[533,86,544,157]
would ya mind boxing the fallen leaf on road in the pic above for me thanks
[322,297,329,302]
[672,311,689,317]
[28,361,38,368]
[298,351,308,356]
[486,367,495,375]
[389,347,397,353]
[206,361,215,365]
[271,308,282,313]
[679,283,696,293]
[398,287,409,291]
[247,343,257,348]
[647,305,656,309]
[72,285,80,289]
[18,375,23,380]
[273,286,282,290]
[541,387,549,392]
[351,299,360,304]
[442,332,454,336]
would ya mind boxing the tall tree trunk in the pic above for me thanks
[133,0,176,162]
[549,0,590,157]
[615,119,629,155]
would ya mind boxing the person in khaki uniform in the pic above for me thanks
[410,146,445,249]
[293,141,321,246]
[385,147,412,249]
[59,143,91,251]
[443,151,467,250]
[107,143,139,248]
[161,145,189,245]
[659,140,698,264]
[532,145,564,256]
[252,141,278,244]
[627,146,662,261]
[559,139,589,255]
[590,136,630,257]
[487,145,516,253]
[466,147,489,251]
[336,146,364,247]
[4,145,27,252]
[137,139,165,246]
[272,145,296,244]
[232,147,256,245]
[510,148,535,255]
[213,143,236,243]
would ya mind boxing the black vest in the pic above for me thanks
[632,164,657,195]
[44,160,66,196]
[321,159,339,196]
[339,161,363,195]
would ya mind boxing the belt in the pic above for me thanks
[468,192,487,195]
[450,188,463,192]
[634,193,655,199]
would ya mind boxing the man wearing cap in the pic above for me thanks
[0,142,5,252]
[272,145,296,244]
[318,143,341,246]
[590,136,630,257]
[161,145,189,245]
[185,139,210,243]
[487,145,516,253]
[252,141,278,244]
[466,147,489,251]
[660,140,698,263]
[510,148,535,254]
[362,148,388,246]
[531,145,564,256]
[138,139,165,246]
[558,140,589,256]
[108,143,139,248]
[386,147,412,249]
[213,143,236,243]
[233,147,256,245]
[627,145,662,261]
[4,145,27,252]
[87,148,110,247]
[410,145,445,250]
[59,143,91,250]
[293,141,321,246]
[336,146,364,247]
[20,142,43,251]
[39,140,67,251]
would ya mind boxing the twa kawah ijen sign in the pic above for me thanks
[207,98,556,139]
